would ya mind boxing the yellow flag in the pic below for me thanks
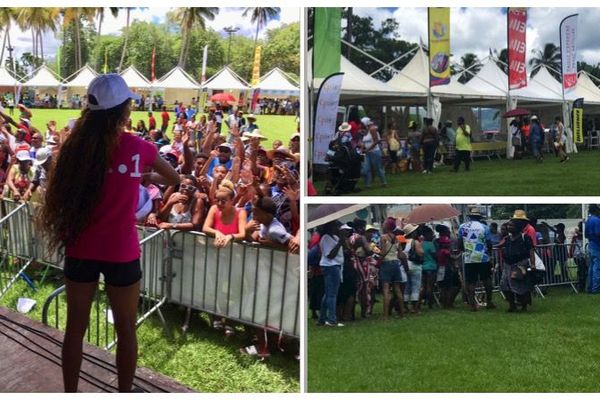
[103,48,108,74]
[251,45,262,86]
[428,7,451,87]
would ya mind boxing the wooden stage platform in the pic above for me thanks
[0,307,195,393]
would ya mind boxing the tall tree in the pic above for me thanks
[118,7,132,72]
[529,42,561,79]
[15,8,60,63]
[62,8,96,70]
[242,7,281,52]
[458,53,481,83]
[173,7,218,69]
[495,48,508,74]
[94,7,120,38]
[0,8,16,66]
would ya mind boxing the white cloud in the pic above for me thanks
[352,7,600,66]
[2,7,299,71]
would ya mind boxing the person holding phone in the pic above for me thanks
[38,74,180,392]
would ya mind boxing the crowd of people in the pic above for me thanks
[308,207,597,327]
[322,111,575,194]
[0,95,300,360]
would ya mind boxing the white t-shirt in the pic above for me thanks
[319,234,344,266]
[260,218,291,244]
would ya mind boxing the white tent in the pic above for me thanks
[254,67,299,96]
[464,59,509,99]
[155,66,201,89]
[154,66,201,106]
[573,71,600,105]
[0,66,22,87]
[63,64,98,88]
[22,64,61,87]
[120,66,152,89]
[201,66,249,91]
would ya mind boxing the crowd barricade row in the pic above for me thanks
[0,199,300,344]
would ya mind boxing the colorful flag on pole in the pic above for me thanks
[201,45,208,83]
[428,7,451,87]
[313,8,341,79]
[573,97,584,144]
[56,46,61,76]
[507,8,527,90]
[151,47,156,82]
[251,45,262,86]
[103,48,108,74]
[560,14,578,92]
[251,88,260,112]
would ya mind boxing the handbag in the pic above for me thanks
[389,137,400,151]
[512,135,521,147]
[408,240,424,264]
[534,251,546,271]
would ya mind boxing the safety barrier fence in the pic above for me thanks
[0,200,300,349]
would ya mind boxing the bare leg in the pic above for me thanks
[62,279,98,393]
[382,282,391,318]
[393,283,404,318]
[106,280,141,393]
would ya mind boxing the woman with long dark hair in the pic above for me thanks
[38,74,179,392]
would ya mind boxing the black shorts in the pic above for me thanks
[64,257,142,287]
[464,262,492,284]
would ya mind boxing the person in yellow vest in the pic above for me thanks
[453,116,472,172]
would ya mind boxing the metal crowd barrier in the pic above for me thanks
[169,231,300,338]
[0,200,35,299]
[0,199,300,343]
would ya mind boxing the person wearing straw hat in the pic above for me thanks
[243,129,268,158]
[242,113,259,133]
[38,73,180,392]
[402,223,423,314]
[500,213,536,312]
[457,207,496,311]
[585,205,600,294]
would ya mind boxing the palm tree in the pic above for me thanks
[62,8,96,70]
[495,48,508,74]
[458,53,481,83]
[173,7,218,69]
[117,7,133,72]
[242,7,281,51]
[94,7,120,38]
[0,8,16,66]
[529,42,561,79]
[14,8,60,63]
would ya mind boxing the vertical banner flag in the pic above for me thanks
[313,72,344,165]
[201,45,208,83]
[560,14,578,92]
[151,47,156,82]
[251,88,261,113]
[314,8,341,78]
[251,45,262,86]
[199,91,208,110]
[508,8,527,90]
[428,7,451,87]
[103,48,108,74]
[573,97,584,144]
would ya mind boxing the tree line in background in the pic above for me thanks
[0,7,299,83]
[491,205,583,220]
[308,8,600,84]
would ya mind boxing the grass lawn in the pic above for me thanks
[307,287,600,392]
[0,270,299,393]
[16,108,296,149]
[313,150,600,196]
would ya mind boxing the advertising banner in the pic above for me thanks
[560,14,578,92]
[428,7,451,87]
[313,72,344,165]
[508,8,527,90]
[573,97,584,144]
[314,8,341,79]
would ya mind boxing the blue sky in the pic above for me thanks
[353,7,600,65]
[5,7,299,62]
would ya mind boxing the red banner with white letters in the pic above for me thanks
[508,8,527,90]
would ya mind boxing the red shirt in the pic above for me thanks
[161,111,170,127]
[523,224,537,246]
[148,116,156,130]
[66,134,158,262]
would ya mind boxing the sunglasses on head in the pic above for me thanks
[179,183,196,192]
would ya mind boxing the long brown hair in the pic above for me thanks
[37,100,130,252]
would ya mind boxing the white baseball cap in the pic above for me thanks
[87,74,141,111]
[15,150,32,162]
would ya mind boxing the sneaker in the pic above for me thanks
[212,320,224,330]
[224,325,235,337]
[316,321,325,326]
[324,321,344,327]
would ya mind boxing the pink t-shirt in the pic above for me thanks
[66,134,158,262]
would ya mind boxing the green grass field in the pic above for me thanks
[16,108,296,149]
[313,150,600,196]
[307,287,600,392]
[0,271,299,393]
